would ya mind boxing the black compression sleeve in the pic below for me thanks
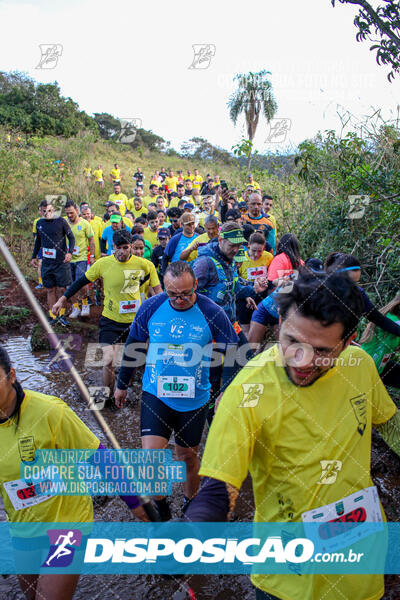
[32,234,41,259]
[64,274,90,299]
[183,477,230,521]
[100,238,107,254]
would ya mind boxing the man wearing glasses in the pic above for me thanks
[115,261,240,519]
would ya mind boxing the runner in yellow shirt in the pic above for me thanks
[142,184,160,208]
[65,200,95,318]
[131,234,163,300]
[108,183,128,215]
[184,270,400,600]
[164,169,179,193]
[109,163,121,183]
[192,168,203,190]
[247,173,261,190]
[92,164,104,189]
[238,232,273,281]
[53,229,160,394]
[186,170,194,182]
[142,211,159,249]
[83,165,91,181]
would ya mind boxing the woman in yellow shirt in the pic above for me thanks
[238,232,273,336]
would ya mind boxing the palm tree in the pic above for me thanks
[228,70,278,168]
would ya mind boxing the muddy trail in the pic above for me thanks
[0,269,399,599]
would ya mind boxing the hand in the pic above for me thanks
[246,297,257,311]
[114,388,128,408]
[64,252,72,263]
[31,258,38,269]
[221,189,230,205]
[52,296,67,316]
[254,278,268,294]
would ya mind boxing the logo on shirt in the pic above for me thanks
[350,394,367,436]
[42,529,82,568]
[18,436,36,462]
[121,270,143,295]
[317,460,343,485]
[170,318,186,338]
[239,383,264,408]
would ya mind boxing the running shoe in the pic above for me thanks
[57,315,70,327]
[69,306,81,319]
[47,313,57,324]
[81,305,90,317]
[35,283,43,290]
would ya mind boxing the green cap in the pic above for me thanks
[110,214,122,223]
[220,228,246,244]
[234,247,247,263]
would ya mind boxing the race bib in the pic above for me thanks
[42,247,56,259]
[247,266,267,280]
[302,486,383,553]
[157,376,195,398]
[119,300,139,314]
[72,245,80,256]
[4,477,54,511]
[114,198,123,205]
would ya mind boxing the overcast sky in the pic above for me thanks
[1,0,399,154]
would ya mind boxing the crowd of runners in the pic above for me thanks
[1,163,400,600]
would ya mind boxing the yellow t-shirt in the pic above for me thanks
[69,218,94,263]
[198,210,219,228]
[110,168,121,181]
[248,180,260,190]
[90,218,103,260]
[92,169,103,182]
[200,345,396,600]
[85,254,153,323]
[238,250,273,280]
[192,174,203,189]
[182,232,211,262]
[142,196,158,209]
[186,174,195,182]
[164,176,179,192]
[83,167,91,177]
[128,204,148,220]
[143,227,159,248]
[32,217,40,234]
[139,258,161,300]
[168,196,185,209]
[108,193,128,216]
[0,389,98,526]
[150,178,162,187]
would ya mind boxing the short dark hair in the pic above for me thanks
[165,261,196,283]
[149,184,158,190]
[135,217,147,225]
[65,200,77,209]
[242,223,255,241]
[277,270,364,340]
[147,210,157,221]
[249,232,266,246]
[167,207,183,219]
[113,229,132,246]
[131,234,145,244]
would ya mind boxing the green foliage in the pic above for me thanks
[331,0,400,81]
[0,305,30,327]
[291,123,400,304]
[181,137,234,165]
[0,71,98,137]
